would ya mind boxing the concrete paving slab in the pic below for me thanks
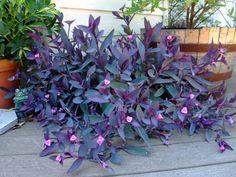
[121,162,236,177]
[0,109,17,135]
[0,138,236,177]
[1,125,236,156]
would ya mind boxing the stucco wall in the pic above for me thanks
[53,0,168,35]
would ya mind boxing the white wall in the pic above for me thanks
[213,2,235,27]
[53,0,168,36]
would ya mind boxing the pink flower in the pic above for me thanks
[157,113,164,120]
[228,117,235,125]
[68,129,73,134]
[55,154,62,162]
[44,139,52,146]
[44,94,50,99]
[101,161,108,168]
[58,108,63,112]
[51,108,57,114]
[126,116,133,123]
[189,94,195,99]
[97,136,105,146]
[70,135,77,142]
[218,47,226,55]
[167,35,173,41]
[198,113,202,118]
[181,107,188,114]
[212,61,216,65]
[57,91,61,96]
[104,79,110,86]
[127,35,133,41]
[219,145,225,153]
[34,53,40,58]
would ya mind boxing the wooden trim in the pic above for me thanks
[204,70,233,82]
[180,44,236,52]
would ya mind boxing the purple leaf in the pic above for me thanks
[73,97,83,104]
[52,132,67,142]
[205,129,212,142]
[60,28,73,54]
[136,105,145,121]
[40,144,57,157]
[110,153,124,165]
[110,82,128,90]
[118,125,125,140]
[124,146,150,156]
[87,65,96,77]
[185,76,207,92]
[138,41,146,61]
[100,30,114,51]
[189,122,196,136]
[69,81,82,89]
[88,115,104,124]
[112,11,123,19]
[135,127,151,147]
[87,95,110,103]
[105,63,120,75]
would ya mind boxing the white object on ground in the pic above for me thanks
[0,109,17,135]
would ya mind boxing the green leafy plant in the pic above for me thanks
[168,0,235,28]
[0,0,59,63]
[124,0,236,28]
[124,0,166,16]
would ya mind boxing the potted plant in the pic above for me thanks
[124,0,236,83]
[0,0,59,108]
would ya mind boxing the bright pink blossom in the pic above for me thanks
[127,35,133,41]
[34,53,40,58]
[157,113,164,120]
[97,136,105,146]
[126,116,133,123]
[167,35,173,41]
[44,139,52,146]
[101,161,108,168]
[55,154,62,162]
[219,145,225,153]
[181,107,188,114]
[104,79,110,86]
[51,108,57,114]
[68,129,73,134]
[218,48,225,54]
[44,94,50,99]
[189,93,195,99]
[70,135,77,142]
[198,113,202,118]
[228,117,235,124]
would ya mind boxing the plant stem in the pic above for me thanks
[186,6,190,28]
[189,3,196,28]
[218,9,232,27]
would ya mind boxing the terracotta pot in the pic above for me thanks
[0,59,19,109]
[160,27,236,82]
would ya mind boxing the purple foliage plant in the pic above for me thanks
[16,10,236,174]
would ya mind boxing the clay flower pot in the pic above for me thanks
[0,59,19,109]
